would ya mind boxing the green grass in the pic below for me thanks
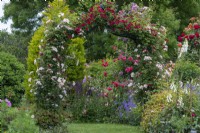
[68,123,143,133]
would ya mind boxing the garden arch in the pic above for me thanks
[27,0,167,129]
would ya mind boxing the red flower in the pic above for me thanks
[125,66,133,73]
[194,23,200,30]
[103,71,108,77]
[112,81,119,88]
[189,34,195,40]
[75,27,81,34]
[109,21,115,26]
[195,32,199,38]
[184,35,189,39]
[107,87,112,91]
[102,60,108,67]
[181,32,186,37]
[178,36,183,42]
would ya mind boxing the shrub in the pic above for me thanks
[7,110,39,133]
[141,88,200,132]
[66,37,86,81]
[173,60,200,81]
[0,99,18,132]
[0,52,25,106]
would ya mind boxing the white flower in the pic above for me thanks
[156,63,163,71]
[31,115,34,119]
[144,56,152,61]
[170,82,177,92]
[131,72,135,78]
[61,46,65,50]
[28,78,32,82]
[72,81,76,86]
[72,34,74,38]
[30,89,33,93]
[134,49,138,52]
[63,18,70,23]
[177,97,184,108]
[165,70,170,77]
[166,94,173,103]
[57,77,66,88]
[34,59,37,65]
[47,69,53,74]
[136,55,140,58]
[29,71,34,75]
[128,83,133,87]
[51,76,57,81]
[51,46,58,52]
[36,80,42,86]
[58,12,64,18]
[61,63,64,68]
[38,67,44,71]
[143,84,148,88]
[59,94,63,99]
[53,58,57,61]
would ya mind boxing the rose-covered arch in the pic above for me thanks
[31,0,167,129]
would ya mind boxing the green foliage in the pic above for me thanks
[69,95,117,123]
[141,90,176,132]
[0,102,19,132]
[173,60,200,81]
[0,30,29,64]
[7,110,39,133]
[85,32,117,62]
[0,52,25,106]
[1,0,53,34]
[141,87,200,132]
[66,37,86,81]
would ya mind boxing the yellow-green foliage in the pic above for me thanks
[24,26,45,101]
[141,89,199,132]
[66,37,86,81]
[25,0,78,101]
[141,90,175,132]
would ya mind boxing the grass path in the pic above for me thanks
[68,123,143,133]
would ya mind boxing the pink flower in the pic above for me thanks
[192,112,196,117]
[107,87,112,91]
[195,32,199,38]
[128,56,133,61]
[125,66,133,73]
[133,60,139,65]
[121,56,126,61]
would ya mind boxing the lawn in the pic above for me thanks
[68,123,143,133]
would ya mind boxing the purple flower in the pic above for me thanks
[5,99,12,107]
[131,3,138,11]
[0,99,2,102]
[82,76,87,83]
